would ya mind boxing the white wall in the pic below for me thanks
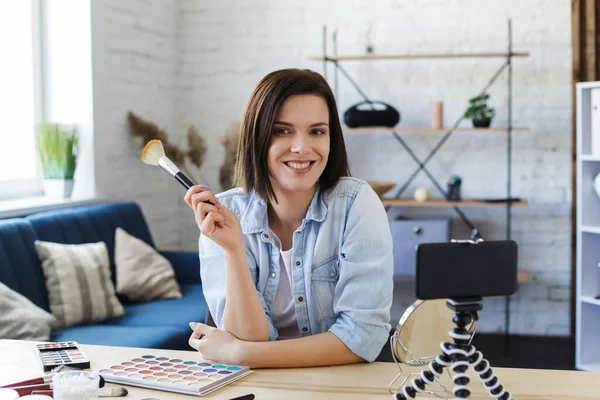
[91,0,187,249]
[91,0,572,335]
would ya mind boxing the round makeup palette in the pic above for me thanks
[98,355,252,396]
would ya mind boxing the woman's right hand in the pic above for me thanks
[184,185,244,253]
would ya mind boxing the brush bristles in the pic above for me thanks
[98,386,128,397]
[141,140,165,165]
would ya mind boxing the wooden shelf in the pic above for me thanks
[580,155,600,161]
[310,51,530,62]
[581,296,600,307]
[345,126,530,134]
[578,362,600,372]
[394,268,528,283]
[382,198,528,208]
[582,225,600,234]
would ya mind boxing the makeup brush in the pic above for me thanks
[142,139,214,205]
[30,386,128,398]
[10,383,122,398]
[1,365,105,389]
[141,139,195,189]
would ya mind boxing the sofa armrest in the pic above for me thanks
[160,250,201,285]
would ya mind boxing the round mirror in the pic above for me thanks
[391,298,456,365]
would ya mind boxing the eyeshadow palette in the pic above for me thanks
[98,355,252,396]
[35,341,90,372]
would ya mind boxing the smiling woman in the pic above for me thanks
[268,94,331,207]
[184,69,393,369]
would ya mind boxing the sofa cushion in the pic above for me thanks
[51,324,191,350]
[108,284,207,329]
[0,218,49,311]
[34,240,125,329]
[160,251,201,285]
[0,281,55,340]
[115,227,182,302]
[26,202,154,285]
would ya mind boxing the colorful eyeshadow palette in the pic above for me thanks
[35,341,90,372]
[98,355,252,396]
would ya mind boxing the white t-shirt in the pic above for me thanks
[272,248,299,340]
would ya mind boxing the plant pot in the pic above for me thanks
[472,118,492,128]
[43,179,74,199]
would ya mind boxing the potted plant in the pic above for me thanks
[464,93,495,128]
[36,123,79,198]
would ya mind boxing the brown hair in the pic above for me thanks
[233,68,350,201]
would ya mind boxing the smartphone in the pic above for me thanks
[415,240,518,300]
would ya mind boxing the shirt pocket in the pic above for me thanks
[311,255,339,320]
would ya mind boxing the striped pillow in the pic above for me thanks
[34,240,125,330]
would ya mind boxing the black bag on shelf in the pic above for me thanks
[343,100,400,128]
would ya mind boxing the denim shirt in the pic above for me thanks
[198,177,394,362]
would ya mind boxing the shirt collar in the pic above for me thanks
[241,186,328,235]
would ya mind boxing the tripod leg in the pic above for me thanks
[446,311,476,398]
[393,352,451,400]
[467,347,513,400]
[442,341,473,398]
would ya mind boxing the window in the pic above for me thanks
[0,0,42,199]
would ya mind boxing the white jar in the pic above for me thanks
[53,371,99,400]
[0,389,19,400]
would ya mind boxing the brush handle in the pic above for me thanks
[12,383,50,396]
[1,377,45,388]
[175,172,214,206]
[31,390,53,397]
[175,171,195,189]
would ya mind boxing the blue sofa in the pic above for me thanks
[0,202,208,350]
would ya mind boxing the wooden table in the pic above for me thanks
[1,339,598,399]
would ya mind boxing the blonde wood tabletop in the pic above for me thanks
[0,339,598,399]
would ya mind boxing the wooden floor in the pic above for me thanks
[377,333,575,370]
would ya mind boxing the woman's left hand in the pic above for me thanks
[188,322,245,365]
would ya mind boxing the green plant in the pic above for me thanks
[36,123,79,179]
[464,92,495,121]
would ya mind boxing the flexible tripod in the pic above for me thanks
[394,297,513,400]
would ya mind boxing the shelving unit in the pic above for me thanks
[313,19,529,337]
[381,199,528,208]
[395,268,528,284]
[576,81,600,371]
[345,126,530,134]
[309,51,530,61]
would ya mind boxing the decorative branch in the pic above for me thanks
[127,111,208,184]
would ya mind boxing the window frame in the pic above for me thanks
[0,0,45,200]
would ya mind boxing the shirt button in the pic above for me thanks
[298,296,303,302]
[302,327,308,332]
[271,272,276,278]
[263,233,269,239]
[329,271,335,277]
[295,261,301,266]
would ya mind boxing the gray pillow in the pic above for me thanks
[115,227,182,302]
[0,282,56,340]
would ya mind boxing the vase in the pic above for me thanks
[472,118,492,128]
[431,101,443,129]
[43,179,75,199]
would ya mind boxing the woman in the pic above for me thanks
[185,68,393,368]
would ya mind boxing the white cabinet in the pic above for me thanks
[576,82,600,371]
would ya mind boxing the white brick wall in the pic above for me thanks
[91,0,185,249]
[91,0,572,335]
